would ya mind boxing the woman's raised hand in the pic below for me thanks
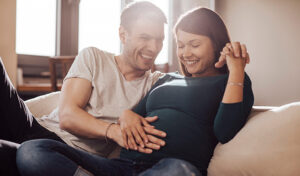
[215,42,250,70]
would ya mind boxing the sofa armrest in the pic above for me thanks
[25,91,60,118]
[252,106,277,112]
[248,106,277,118]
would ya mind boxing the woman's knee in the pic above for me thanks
[139,158,202,176]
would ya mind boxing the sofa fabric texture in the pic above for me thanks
[208,102,300,176]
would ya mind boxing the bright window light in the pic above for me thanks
[16,0,56,56]
[79,0,121,54]
[134,0,169,64]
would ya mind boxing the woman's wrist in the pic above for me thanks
[228,70,245,83]
[228,67,244,74]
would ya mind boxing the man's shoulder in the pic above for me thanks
[77,47,115,65]
[150,71,165,78]
[79,47,114,58]
[147,71,166,84]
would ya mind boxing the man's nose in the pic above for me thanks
[147,39,161,53]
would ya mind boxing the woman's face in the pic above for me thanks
[176,29,219,77]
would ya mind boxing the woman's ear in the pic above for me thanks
[119,26,127,44]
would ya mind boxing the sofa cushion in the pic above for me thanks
[208,102,300,176]
[25,91,60,118]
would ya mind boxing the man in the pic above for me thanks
[39,1,168,158]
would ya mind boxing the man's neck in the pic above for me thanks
[115,55,147,81]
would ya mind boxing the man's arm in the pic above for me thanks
[58,77,161,153]
[58,77,116,139]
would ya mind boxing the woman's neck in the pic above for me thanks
[192,68,223,78]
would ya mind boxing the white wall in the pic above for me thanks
[216,0,300,106]
[179,0,211,12]
[0,0,17,86]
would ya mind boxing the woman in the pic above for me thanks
[16,7,253,176]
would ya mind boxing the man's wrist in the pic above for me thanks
[107,123,119,141]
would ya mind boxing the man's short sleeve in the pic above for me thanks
[64,47,96,82]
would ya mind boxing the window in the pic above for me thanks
[78,0,121,54]
[16,0,172,77]
[79,0,170,64]
[16,0,57,56]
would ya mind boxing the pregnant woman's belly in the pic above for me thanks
[121,108,217,170]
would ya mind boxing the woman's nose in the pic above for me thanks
[183,46,192,58]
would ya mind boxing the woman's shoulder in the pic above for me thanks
[166,72,184,78]
[151,72,183,87]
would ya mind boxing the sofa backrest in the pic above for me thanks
[25,91,274,119]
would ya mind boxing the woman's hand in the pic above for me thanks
[106,123,159,154]
[119,110,166,151]
[215,42,250,69]
[221,42,247,72]
[219,42,247,103]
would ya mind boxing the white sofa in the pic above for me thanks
[25,92,300,176]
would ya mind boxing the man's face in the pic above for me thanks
[121,17,165,72]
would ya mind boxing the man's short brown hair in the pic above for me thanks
[120,1,167,32]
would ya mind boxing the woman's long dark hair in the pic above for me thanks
[174,7,230,76]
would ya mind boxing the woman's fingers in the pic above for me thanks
[226,43,233,51]
[231,42,241,57]
[144,126,166,138]
[131,127,145,148]
[144,116,158,123]
[224,42,249,59]
[241,44,247,58]
[136,136,164,154]
[136,124,149,143]
[126,129,137,150]
[246,53,250,64]
[146,134,165,147]
[223,45,231,55]
[145,141,160,150]
[215,53,226,68]
[142,117,156,128]
[137,146,153,154]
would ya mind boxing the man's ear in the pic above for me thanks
[119,26,127,44]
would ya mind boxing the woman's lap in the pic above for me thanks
[16,139,202,176]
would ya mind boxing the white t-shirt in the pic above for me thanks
[38,47,164,156]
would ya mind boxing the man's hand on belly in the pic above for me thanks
[119,110,166,153]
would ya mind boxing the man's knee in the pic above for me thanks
[17,140,42,165]
[16,139,55,175]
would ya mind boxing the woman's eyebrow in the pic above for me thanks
[187,39,202,44]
